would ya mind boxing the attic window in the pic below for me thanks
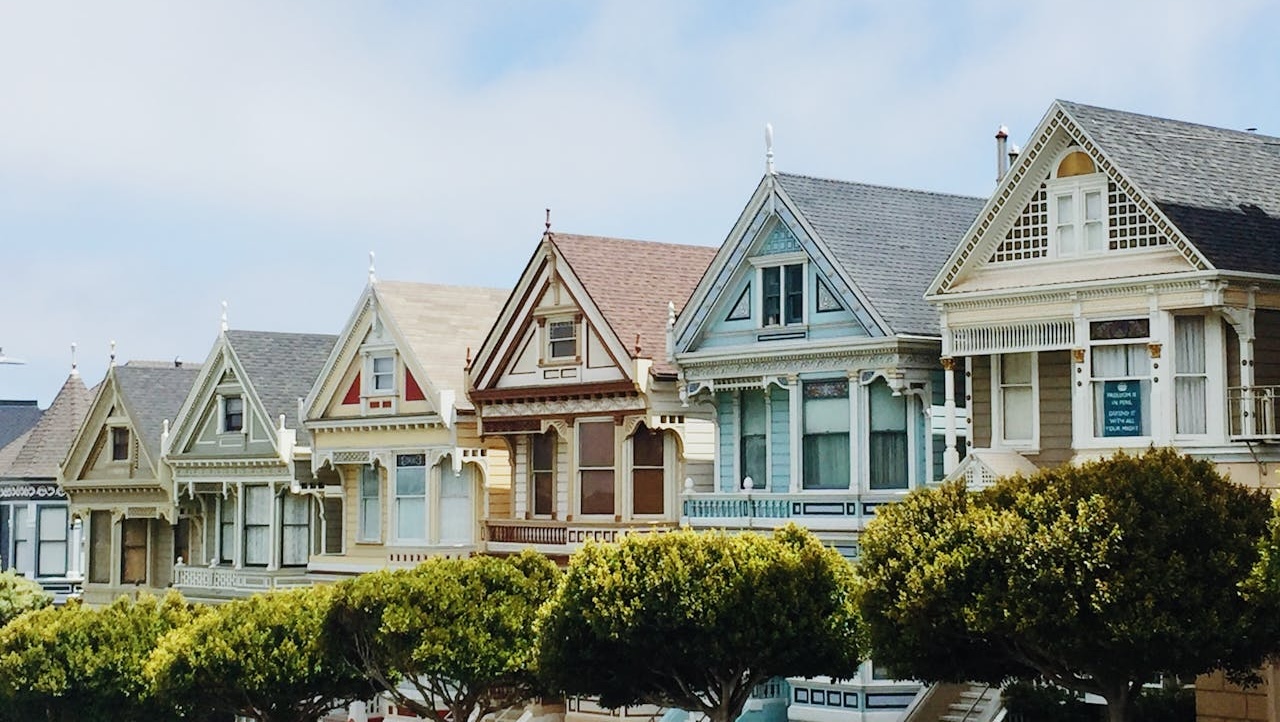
[548,320,578,359]
[223,397,244,433]
[762,264,804,327]
[1056,151,1096,178]
[371,355,395,392]
[111,427,130,461]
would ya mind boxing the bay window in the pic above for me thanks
[869,381,908,490]
[530,432,555,517]
[358,465,381,542]
[579,421,615,515]
[739,390,767,489]
[1174,316,1207,435]
[632,426,665,515]
[281,493,310,566]
[1090,319,1151,438]
[439,468,474,544]
[802,380,850,490]
[394,454,427,542]
[243,485,271,566]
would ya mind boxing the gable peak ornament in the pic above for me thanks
[765,122,776,176]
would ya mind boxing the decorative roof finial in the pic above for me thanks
[220,301,229,333]
[109,340,116,367]
[765,122,775,175]
[667,300,676,328]
[368,251,377,284]
[545,208,552,235]
[70,342,78,376]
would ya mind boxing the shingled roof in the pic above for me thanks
[0,401,42,455]
[2,374,93,480]
[551,233,717,377]
[774,173,985,336]
[1059,101,1280,275]
[374,281,509,411]
[225,330,336,445]
[114,363,202,468]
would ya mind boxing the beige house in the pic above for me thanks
[468,230,717,561]
[164,329,336,603]
[926,101,1280,722]
[60,360,199,605]
[302,278,509,576]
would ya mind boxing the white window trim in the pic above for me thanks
[1168,312,1225,443]
[1074,318,1156,449]
[367,352,397,396]
[991,352,1040,451]
[544,317,580,363]
[356,465,382,543]
[753,254,808,329]
[391,454,428,545]
[1046,173,1107,259]
[527,433,557,519]
[575,417,617,519]
[219,394,246,435]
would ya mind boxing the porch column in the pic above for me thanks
[941,357,960,474]
[68,516,83,580]
[267,483,281,572]
[788,375,801,493]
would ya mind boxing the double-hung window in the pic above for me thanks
[281,493,310,566]
[1049,151,1105,257]
[1174,316,1207,435]
[997,353,1036,445]
[578,421,615,515]
[802,380,850,490]
[439,468,473,544]
[121,518,148,584]
[548,320,578,360]
[869,380,909,490]
[223,396,244,433]
[219,494,236,564]
[88,510,111,584]
[36,506,67,577]
[358,465,381,541]
[739,390,767,490]
[111,427,130,462]
[11,505,30,575]
[530,433,555,517]
[394,454,427,542]
[243,485,271,566]
[631,426,665,515]
[762,264,804,327]
[1090,319,1151,438]
[371,355,395,393]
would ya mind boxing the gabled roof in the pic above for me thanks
[374,282,510,410]
[1058,100,1280,275]
[2,374,93,479]
[0,401,42,454]
[550,233,716,376]
[774,173,985,336]
[113,363,202,466]
[224,330,337,445]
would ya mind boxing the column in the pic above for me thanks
[942,357,959,474]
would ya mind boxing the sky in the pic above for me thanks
[2,0,1278,405]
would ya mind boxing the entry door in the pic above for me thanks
[438,465,474,545]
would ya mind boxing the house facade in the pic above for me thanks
[467,230,717,562]
[59,360,200,605]
[672,170,983,722]
[0,372,93,600]
[303,278,510,577]
[926,101,1280,722]
[165,329,336,603]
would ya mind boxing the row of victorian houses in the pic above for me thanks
[4,99,1277,722]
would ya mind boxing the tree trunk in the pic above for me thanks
[1102,683,1133,722]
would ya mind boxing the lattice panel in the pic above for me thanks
[990,182,1049,263]
[1107,181,1168,250]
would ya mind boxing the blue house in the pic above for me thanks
[671,165,983,722]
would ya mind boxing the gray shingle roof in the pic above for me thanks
[114,363,202,469]
[226,330,337,445]
[775,173,985,336]
[0,401,42,454]
[1059,100,1280,275]
[2,374,93,480]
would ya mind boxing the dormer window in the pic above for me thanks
[223,397,244,433]
[548,319,578,360]
[1049,151,1105,257]
[371,355,395,393]
[762,263,804,327]
[111,427,130,461]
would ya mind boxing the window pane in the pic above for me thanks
[580,470,614,515]
[633,469,664,514]
[762,267,781,325]
[244,486,272,525]
[741,435,767,490]
[1176,378,1207,435]
[1175,317,1206,374]
[1001,353,1032,385]
[373,356,393,373]
[1057,194,1074,220]
[396,497,426,540]
[804,381,850,433]
[1057,224,1076,254]
[283,494,309,524]
[440,470,472,544]
[740,390,766,435]
[360,498,381,541]
[1085,221,1105,251]
[244,527,270,566]
[282,527,309,566]
[869,431,908,490]
[395,467,426,497]
[533,472,554,515]
[632,428,664,467]
[121,519,148,584]
[89,511,111,584]
[532,432,555,471]
[323,497,343,554]
[1002,388,1033,441]
[579,422,615,467]
[803,433,850,490]
[1085,190,1102,220]
[38,506,67,541]
[869,382,907,432]
[784,264,804,325]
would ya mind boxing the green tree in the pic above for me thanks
[857,448,1279,722]
[537,525,863,722]
[328,550,560,722]
[0,591,197,722]
[147,584,370,722]
[0,570,51,627]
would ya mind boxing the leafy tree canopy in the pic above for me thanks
[857,448,1280,722]
[147,584,370,722]
[0,591,197,722]
[537,525,863,722]
[327,550,560,722]
[0,570,51,628]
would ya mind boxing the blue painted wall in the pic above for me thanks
[769,385,791,491]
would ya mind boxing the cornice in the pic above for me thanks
[306,414,445,433]
[933,274,1220,312]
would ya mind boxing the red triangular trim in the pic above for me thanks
[342,373,361,405]
[405,369,426,402]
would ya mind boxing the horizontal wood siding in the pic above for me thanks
[682,418,716,492]
[1036,350,1074,468]
[969,356,992,449]
[770,386,791,492]
[716,392,735,492]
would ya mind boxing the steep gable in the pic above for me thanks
[1,375,92,480]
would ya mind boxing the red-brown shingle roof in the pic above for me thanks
[550,233,716,377]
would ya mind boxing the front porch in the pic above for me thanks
[172,563,311,602]
[482,519,678,557]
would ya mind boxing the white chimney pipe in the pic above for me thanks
[995,125,1010,183]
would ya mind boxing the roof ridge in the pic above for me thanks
[549,231,718,253]
[1057,99,1280,143]
[775,171,986,201]
[375,279,508,292]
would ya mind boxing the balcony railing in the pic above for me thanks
[483,520,676,552]
[682,491,904,532]
[173,563,310,598]
[1228,386,1280,439]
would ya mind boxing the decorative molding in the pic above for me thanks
[681,351,939,383]
[0,483,67,500]
[481,395,644,419]
[759,223,802,255]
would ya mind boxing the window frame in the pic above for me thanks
[241,485,272,567]
[992,352,1040,450]
[222,395,244,434]
[370,354,396,394]
[866,379,910,492]
[280,492,310,567]
[630,425,666,517]
[357,464,382,543]
[758,260,806,328]
[529,432,556,518]
[1172,313,1220,440]
[576,418,616,518]
[35,504,68,578]
[392,454,428,544]
[1047,173,1106,259]
[545,317,580,362]
[801,379,852,491]
[737,389,767,491]
[120,517,149,585]
[1085,318,1153,443]
[110,426,130,462]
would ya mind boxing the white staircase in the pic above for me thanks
[938,684,999,722]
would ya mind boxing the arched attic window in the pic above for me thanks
[1047,148,1105,256]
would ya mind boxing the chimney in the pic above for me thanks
[174,356,183,368]
[995,125,1010,182]
[1007,143,1021,173]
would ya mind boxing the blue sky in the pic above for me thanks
[3,0,1277,405]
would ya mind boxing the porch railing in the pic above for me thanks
[483,520,676,549]
[1228,386,1280,439]
[682,491,905,531]
[172,564,310,595]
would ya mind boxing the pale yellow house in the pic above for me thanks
[468,230,717,561]
[59,360,200,605]
[302,278,509,576]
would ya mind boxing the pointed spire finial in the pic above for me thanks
[109,340,116,367]
[545,208,552,234]
[368,251,377,284]
[220,301,229,333]
[70,342,78,375]
[765,122,775,175]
